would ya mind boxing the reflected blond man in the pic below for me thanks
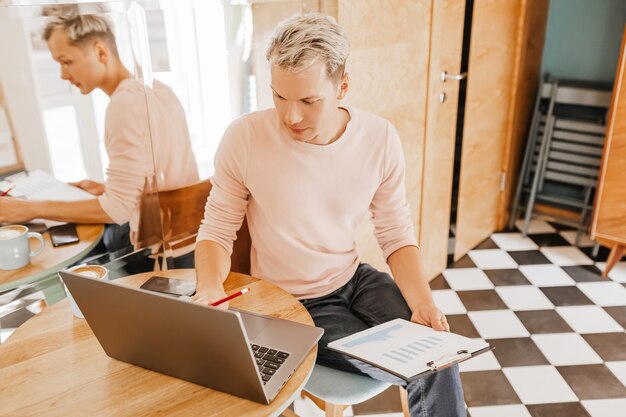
[0,9,199,261]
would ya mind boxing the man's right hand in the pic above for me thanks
[194,240,232,309]
[192,286,229,309]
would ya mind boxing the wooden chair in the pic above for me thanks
[136,179,251,273]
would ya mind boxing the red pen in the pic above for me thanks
[211,287,250,307]
[0,186,14,197]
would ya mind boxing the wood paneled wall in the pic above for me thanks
[339,0,433,272]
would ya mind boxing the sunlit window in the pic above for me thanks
[19,2,255,183]
[42,105,86,182]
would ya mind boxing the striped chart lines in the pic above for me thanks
[381,336,443,364]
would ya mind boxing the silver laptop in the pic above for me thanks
[59,271,323,404]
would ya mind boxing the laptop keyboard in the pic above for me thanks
[251,344,290,384]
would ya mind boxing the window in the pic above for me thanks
[42,106,86,182]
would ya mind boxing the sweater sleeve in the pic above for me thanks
[369,123,419,259]
[196,119,250,255]
[98,90,154,225]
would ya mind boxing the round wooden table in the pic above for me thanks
[0,269,317,417]
[0,224,104,292]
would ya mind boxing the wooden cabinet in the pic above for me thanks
[591,24,626,277]
[343,0,549,278]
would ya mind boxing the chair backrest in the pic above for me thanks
[531,117,605,188]
[540,81,612,107]
[136,179,251,274]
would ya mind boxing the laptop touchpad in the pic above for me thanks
[237,311,273,340]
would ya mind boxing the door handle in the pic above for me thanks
[440,71,468,82]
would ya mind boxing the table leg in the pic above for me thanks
[280,408,300,417]
[37,274,68,305]
[602,244,625,278]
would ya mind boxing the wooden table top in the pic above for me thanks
[0,224,104,291]
[0,269,317,417]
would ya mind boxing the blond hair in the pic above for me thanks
[265,14,349,82]
[42,5,119,57]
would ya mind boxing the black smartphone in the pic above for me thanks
[139,276,196,297]
[49,223,80,247]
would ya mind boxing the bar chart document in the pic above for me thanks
[327,319,491,381]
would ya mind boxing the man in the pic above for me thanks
[0,10,199,260]
[194,14,465,416]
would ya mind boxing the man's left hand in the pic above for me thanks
[410,303,450,332]
[0,197,35,223]
[69,180,105,196]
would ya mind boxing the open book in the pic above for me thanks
[2,169,93,201]
[327,318,491,381]
[1,170,94,229]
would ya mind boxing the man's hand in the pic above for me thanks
[192,286,229,309]
[69,180,105,196]
[0,197,35,223]
[410,303,450,332]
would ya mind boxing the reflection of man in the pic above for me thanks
[0,11,199,261]
[194,14,464,416]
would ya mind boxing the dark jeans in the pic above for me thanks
[102,223,131,253]
[301,263,466,417]
[78,223,132,266]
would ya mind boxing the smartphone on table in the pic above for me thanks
[49,223,80,247]
[139,276,196,297]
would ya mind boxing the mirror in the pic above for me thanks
[0,1,167,277]
[0,0,302,274]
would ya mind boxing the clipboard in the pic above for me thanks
[327,318,493,382]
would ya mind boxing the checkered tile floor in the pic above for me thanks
[291,219,626,417]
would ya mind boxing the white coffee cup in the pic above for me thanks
[62,264,109,318]
[0,225,45,270]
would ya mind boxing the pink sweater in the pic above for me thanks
[98,79,199,239]
[197,107,417,299]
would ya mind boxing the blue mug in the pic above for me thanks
[0,225,45,270]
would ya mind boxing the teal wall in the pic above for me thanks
[541,0,626,83]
